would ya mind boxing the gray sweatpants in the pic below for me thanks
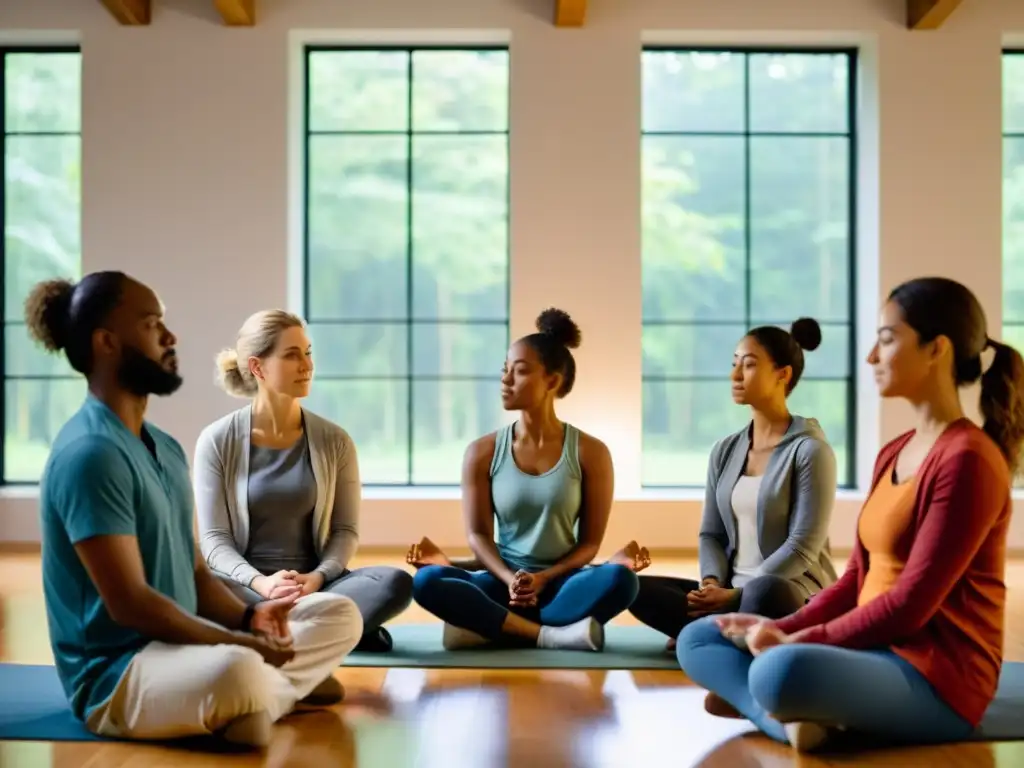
[219,566,413,634]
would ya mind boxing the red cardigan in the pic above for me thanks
[773,419,1011,726]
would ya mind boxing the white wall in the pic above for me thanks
[2,0,1024,552]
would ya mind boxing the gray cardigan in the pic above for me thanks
[193,405,360,586]
[698,415,839,597]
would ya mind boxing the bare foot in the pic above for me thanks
[608,540,651,573]
[406,536,452,569]
[704,692,742,719]
[665,637,677,652]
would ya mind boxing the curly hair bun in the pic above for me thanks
[790,317,822,352]
[536,308,581,349]
[24,278,75,352]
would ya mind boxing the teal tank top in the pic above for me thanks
[490,422,582,573]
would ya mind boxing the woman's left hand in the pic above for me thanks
[510,570,548,607]
[291,571,325,597]
[686,584,740,617]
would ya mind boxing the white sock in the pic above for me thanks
[537,617,604,651]
[221,710,273,749]
[442,622,490,650]
[784,722,830,752]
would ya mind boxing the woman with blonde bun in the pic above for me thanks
[194,310,413,655]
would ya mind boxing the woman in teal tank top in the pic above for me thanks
[410,309,640,651]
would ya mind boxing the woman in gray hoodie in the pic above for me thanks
[628,318,838,650]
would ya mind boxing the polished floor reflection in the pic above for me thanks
[1,551,1022,767]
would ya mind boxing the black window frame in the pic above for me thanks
[0,44,82,486]
[639,45,859,490]
[301,44,512,487]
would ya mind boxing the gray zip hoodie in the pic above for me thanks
[698,414,839,597]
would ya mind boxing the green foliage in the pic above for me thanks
[641,51,854,486]
[3,51,82,483]
[5,49,1024,490]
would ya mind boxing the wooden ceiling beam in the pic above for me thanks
[214,0,256,26]
[555,0,587,27]
[99,0,151,25]
[907,0,964,30]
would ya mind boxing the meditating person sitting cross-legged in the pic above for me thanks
[678,277,1023,753]
[28,273,362,749]
[194,310,414,654]
[411,308,640,651]
[628,318,839,650]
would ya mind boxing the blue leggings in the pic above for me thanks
[676,617,974,745]
[412,563,639,639]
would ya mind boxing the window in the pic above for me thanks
[1,48,82,484]
[302,47,510,486]
[1004,51,1024,353]
[640,48,857,488]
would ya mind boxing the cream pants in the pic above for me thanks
[86,592,363,740]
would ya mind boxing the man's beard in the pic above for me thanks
[117,346,183,397]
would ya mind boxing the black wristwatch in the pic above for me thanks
[241,604,255,632]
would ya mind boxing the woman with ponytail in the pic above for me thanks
[678,277,1022,753]
[628,318,839,651]
[194,310,413,658]
[410,308,640,652]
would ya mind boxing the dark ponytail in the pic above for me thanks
[979,338,1024,474]
[888,276,1024,474]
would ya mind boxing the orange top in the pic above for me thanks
[857,462,917,606]
[774,420,1010,727]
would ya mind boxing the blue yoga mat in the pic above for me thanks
[3,659,1024,743]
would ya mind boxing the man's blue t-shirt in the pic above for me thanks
[40,395,198,721]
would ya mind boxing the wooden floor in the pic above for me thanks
[2,550,1023,767]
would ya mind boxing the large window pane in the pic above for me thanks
[749,53,850,134]
[642,323,747,379]
[642,136,746,323]
[306,135,408,321]
[4,52,80,133]
[306,322,407,378]
[412,50,508,132]
[641,51,744,133]
[749,137,850,321]
[1003,51,1024,484]
[411,322,507,378]
[641,48,856,488]
[1005,137,1024,323]
[5,378,85,483]
[642,380,748,486]
[412,380,505,484]
[304,380,409,485]
[308,50,409,132]
[1004,53,1024,135]
[2,48,82,484]
[5,135,80,321]
[411,135,507,319]
[305,47,509,485]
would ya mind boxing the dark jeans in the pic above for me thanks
[412,563,640,639]
[627,574,807,639]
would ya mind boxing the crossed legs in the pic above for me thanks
[86,593,363,747]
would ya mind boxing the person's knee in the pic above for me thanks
[596,563,640,606]
[739,575,801,617]
[748,645,824,717]
[675,615,724,662]
[302,592,365,640]
[382,567,415,609]
[207,647,274,719]
[411,564,449,607]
